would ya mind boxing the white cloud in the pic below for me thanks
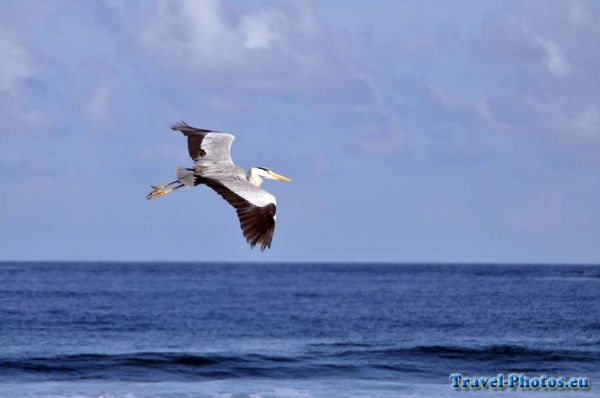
[357,73,385,111]
[475,99,496,125]
[139,141,186,163]
[527,97,600,146]
[503,23,571,77]
[139,0,240,69]
[0,23,48,130]
[537,37,570,77]
[429,84,497,127]
[239,8,287,50]
[134,0,329,95]
[83,83,114,130]
[572,106,600,140]
[568,1,598,31]
[429,84,465,112]
[0,26,35,97]
[353,125,407,158]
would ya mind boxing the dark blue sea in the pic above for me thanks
[1,263,599,397]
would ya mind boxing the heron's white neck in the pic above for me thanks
[247,168,264,187]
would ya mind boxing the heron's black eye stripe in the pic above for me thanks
[258,167,269,171]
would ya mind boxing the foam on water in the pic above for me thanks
[3,379,599,398]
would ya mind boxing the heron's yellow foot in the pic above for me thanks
[151,180,180,190]
[147,186,172,200]
[147,181,184,200]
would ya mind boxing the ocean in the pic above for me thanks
[0,262,598,397]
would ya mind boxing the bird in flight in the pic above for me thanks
[147,122,292,251]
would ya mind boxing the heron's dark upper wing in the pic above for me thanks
[171,122,235,169]
[199,177,277,251]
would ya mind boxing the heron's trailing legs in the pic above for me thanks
[147,180,185,200]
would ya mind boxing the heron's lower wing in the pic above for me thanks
[200,177,277,251]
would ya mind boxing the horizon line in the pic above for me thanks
[1,260,599,266]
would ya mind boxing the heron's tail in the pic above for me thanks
[176,167,196,187]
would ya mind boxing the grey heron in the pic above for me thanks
[147,122,292,251]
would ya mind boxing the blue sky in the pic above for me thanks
[1,0,599,263]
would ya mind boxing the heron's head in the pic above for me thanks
[254,167,292,182]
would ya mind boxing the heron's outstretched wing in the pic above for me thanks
[172,121,235,173]
[199,177,277,251]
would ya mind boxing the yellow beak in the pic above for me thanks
[270,171,292,182]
